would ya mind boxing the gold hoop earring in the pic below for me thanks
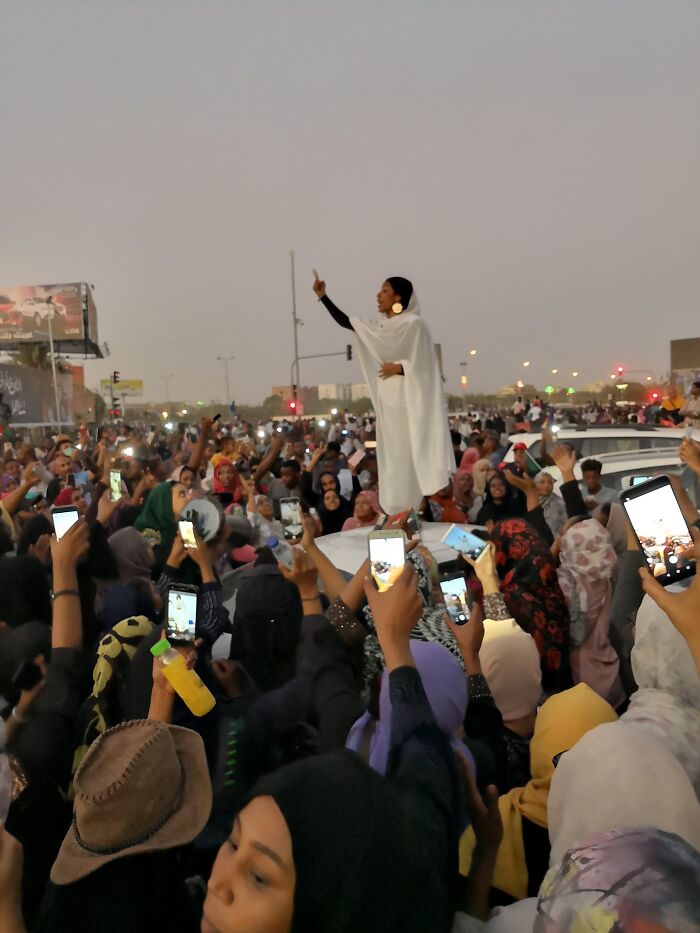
[391,302,403,314]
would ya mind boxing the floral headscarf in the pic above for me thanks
[491,519,572,692]
[536,828,700,932]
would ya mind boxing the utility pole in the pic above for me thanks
[46,299,62,431]
[290,250,301,404]
[217,356,235,405]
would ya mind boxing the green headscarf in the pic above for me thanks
[133,482,177,553]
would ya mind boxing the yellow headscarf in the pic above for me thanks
[459,683,617,900]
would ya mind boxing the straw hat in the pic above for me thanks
[51,719,212,885]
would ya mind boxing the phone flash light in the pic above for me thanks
[123,446,134,457]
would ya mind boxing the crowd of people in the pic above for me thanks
[0,408,699,932]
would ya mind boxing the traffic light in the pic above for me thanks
[288,399,297,413]
[112,371,120,384]
[460,374,468,387]
[650,391,660,402]
[346,344,353,361]
[616,365,624,376]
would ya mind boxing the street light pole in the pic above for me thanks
[159,373,174,403]
[290,250,301,400]
[217,356,235,404]
[46,302,62,431]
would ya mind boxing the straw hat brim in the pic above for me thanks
[50,724,212,885]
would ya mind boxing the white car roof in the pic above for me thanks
[542,448,687,485]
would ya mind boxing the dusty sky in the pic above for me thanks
[2,1,699,406]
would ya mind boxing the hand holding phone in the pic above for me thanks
[280,497,303,541]
[166,585,199,645]
[109,469,122,502]
[368,529,407,592]
[621,476,696,585]
[52,506,80,541]
[178,519,197,550]
[440,573,470,625]
[441,524,488,562]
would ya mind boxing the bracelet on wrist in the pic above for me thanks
[301,593,321,602]
[51,589,80,601]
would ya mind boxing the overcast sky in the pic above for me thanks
[2,1,699,406]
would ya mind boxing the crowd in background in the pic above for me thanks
[0,403,699,932]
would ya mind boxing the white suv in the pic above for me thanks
[502,425,696,463]
[541,448,700,507]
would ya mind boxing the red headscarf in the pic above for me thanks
[53,487,75,507]
[213,459,242,501]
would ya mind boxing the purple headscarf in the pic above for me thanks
[346,639,475,775]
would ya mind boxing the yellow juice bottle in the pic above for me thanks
[150,639,216,717]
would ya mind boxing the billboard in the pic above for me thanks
[670,337,700,393]
[99,379,144,397]
[0,283,101,356]
[0,363,74,425]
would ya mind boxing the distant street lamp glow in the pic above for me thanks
[646,376,653,382]
[469,349,477,356]
[551,369,558,375]
[572,371,579,377]
[516,379,525,389]
[523,361,530,368]
[330,408,338,416]
[161,410,168,419]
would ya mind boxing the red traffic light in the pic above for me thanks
[650,391,660,402]
[616,365,624,375]
[288,399,297,412]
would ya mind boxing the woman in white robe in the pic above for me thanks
[313,272,454,515]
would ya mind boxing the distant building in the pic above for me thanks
[271,385,319,406]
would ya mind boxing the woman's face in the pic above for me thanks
[219,464,235,489]
[320,474,337,494]
[535,474,554,497]
[171,482,188,518]
[257,495,274,520]
[5,460,20,480]
[72,489,88,515]
[354,493,376,521]
[457,473,474,496]
[180,469,195,490]
[376,280,402,315]
[489,477,507,502]
[323,489,341,511]
[203,796,295,933]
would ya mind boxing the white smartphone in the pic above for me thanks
[52,506,80,541]
[440,573,471,626]
[280,496,303,540]
[348,448,366,469]
[441,524,489,562]
[178,519,197,550]
[368,529,407,592]
[109,469,122,502]
[166,584,198,645]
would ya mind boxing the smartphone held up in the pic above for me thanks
[52,506,80,542]
[166,584,199,645]
[620,476,696,586]
[440,573,470,626]
[368,529,407,592]
[280,497,303,541]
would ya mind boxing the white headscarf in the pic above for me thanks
[623,592,700,795]
[350,289,454,513]
[547,721,700,866]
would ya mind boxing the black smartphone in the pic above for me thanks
[280,497,303,540]
[620,476,696,586]
[213,413,222,423]
[440,573,471,626]
[52,506,80,541]
[66,474,76,488]
[166,584,199,645]
[11,659,43,694]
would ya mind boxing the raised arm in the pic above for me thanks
[312,270,354,331]
[188,416,214,473]
[254,433,285,488]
